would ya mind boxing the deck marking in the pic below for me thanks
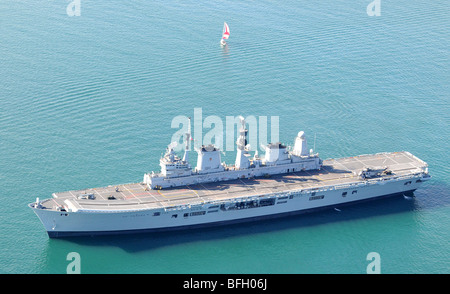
[186,185,203,202]
[122,185,142,203]
[354,157,367,167]
[157,188,197,200]
[239,178,255,191]
[51,199,59,208]
[156,189,172,204]
[332,159,352,172]
[118,190,130,200]
[147,192,160,203]
[198,183,214,195]
[305,170,324,181]
[141,185,161,202]
[384,153,400,165]
[92,188,106,201]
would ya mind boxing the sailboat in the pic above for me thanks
[220,22,230,46]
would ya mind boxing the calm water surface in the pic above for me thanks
[0,0,448,273]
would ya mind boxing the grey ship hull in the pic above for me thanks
[40,189,416,238]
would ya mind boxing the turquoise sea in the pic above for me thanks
[0,0,448,273]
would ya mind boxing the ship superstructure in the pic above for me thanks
[144,117,322,189]
[29,117,430,237]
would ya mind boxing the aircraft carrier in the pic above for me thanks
[29,117,430,237]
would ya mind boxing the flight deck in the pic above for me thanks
[41,151,427,212]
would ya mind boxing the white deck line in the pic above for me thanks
[140,185,161,203]
[122,185,142,203]
[333,159,352,172]
[92,188,106,201]
[186,185,204,202]
[198,183,215,195]
[384,153,400,165]
[354,156,368,167]
[239,178,256,191]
